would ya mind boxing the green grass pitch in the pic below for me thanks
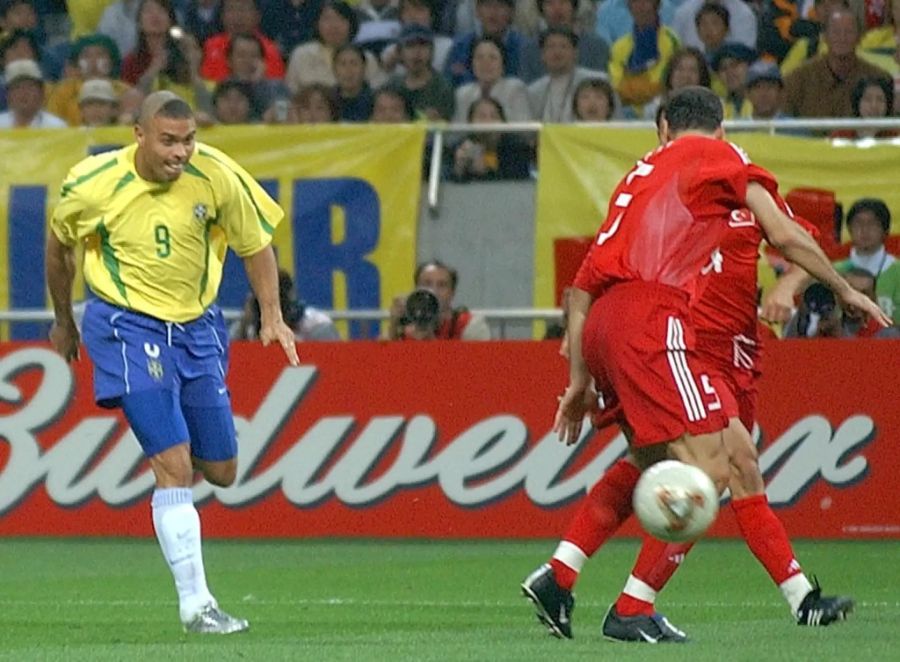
[0,539,896,661]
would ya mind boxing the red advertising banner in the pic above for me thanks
[0,341,897,538]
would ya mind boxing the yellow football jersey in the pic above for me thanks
[51,142,284,322]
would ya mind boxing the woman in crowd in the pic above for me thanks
[572,77,616,121]
[285,0,386,93]
[452,36,531,123]
[451,96,533,181]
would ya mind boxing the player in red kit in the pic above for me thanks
[521,87,888,642]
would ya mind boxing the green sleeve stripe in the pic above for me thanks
[112,171,135,195]
[198,149,275,235]
[184,162,210,181]
[96,220,129,303]
[61,157,118,198]
[198,218,215,308]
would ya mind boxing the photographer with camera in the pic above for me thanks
[232,269,340,342]
[388,260,491,340]
[784,267,898,338]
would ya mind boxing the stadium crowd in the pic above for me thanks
[3,0,898,338]
[0,0,897,133]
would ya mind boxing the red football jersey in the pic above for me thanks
[694,166,820,342]
[573,135,752,303]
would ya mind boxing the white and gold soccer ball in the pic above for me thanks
[633,461,719,543]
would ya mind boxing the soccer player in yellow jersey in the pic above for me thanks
[45,91,300,634]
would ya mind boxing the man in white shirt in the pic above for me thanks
[0,59,66,128]
[527,27,605,122]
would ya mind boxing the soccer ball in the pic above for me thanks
[632,461,719,543]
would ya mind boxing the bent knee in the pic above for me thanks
[201,461,237,487]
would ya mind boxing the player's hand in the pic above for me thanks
[838,289,892,328]
[259,320,300,366]
[760,285,796,324]
[553,383,596,446]
[49,319,80,363]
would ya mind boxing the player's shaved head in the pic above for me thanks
[137,91,194,127]
[664,86,723,134]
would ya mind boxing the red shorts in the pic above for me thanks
[695,331,761,433]
[583,282,737,447]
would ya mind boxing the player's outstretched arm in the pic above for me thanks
[45,232,80,362]
[553,287,596,446]
[243,245,300,366]
[746,183,892,328]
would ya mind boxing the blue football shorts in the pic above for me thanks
[81,299,237,462]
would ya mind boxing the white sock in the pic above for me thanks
[622,574,658,604]
[152,487,216,623]
[552,541,588,572]
[780,573,814,616]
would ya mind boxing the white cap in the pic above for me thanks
[79,78,118,104]
[4,59,43,85]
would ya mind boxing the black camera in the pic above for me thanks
[401,289,441,333]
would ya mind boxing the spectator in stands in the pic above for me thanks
[0,58,66,127]
[711,42,755,118]
[285,0,386,92]
[353,0,400,57]
[527,27,605,122]
[380,0,453,77]
[672,0,757,51]
[179,0,224,46]
[444,0,523,87]
[595,0,678,47]
[200,0,284,82]
[371,84,414,121]
[831,77,899,138]
[288,81,339,122]
[0,28,41,110]
[608,0,681,117]
[834,197,900,323]
[452,36,531,122]
[390,24,454,120]
[388,260,491,340]
[745,59,792,120]
[572,76,616,120]
[784,6,891,117]
[77,77,120,125]
[333,43,374,120]
[96,0,140,58]
[226,32,289,112]
[121,0,214,116]
[641,45,710,119]
[260,0,324,57]
[694,2,729,58]
[46,34,131,126]
[450,96,534,181]
[779,0,847,76]
[231,269,341,341]
[518,0,609,83]
[0,0,62,78]
[212,78,256,122]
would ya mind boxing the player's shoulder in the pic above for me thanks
[671,135,751,163]
[61,145,133,199]
[190,142,249,188]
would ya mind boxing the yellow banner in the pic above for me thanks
[0,125,425,338]
[534,127,900,310]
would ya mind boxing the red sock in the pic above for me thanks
[732,494,802,585]
[549,459,640,590]
[615,536,695,616]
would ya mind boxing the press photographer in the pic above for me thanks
[388,261,491,340]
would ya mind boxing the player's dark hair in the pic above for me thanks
[847,198,891,234]
[415,259,458,291]
[156,98,194,120]
[664,86,723,133]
